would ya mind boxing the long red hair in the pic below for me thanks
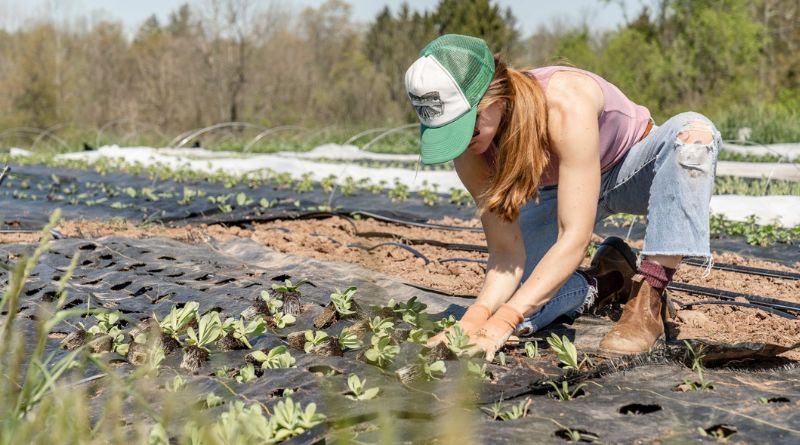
[478,56,550,222]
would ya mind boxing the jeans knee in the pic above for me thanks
[670,112,720,178]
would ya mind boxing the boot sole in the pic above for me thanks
[598,333,666,356]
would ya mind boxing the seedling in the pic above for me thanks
[483,398,532,421]
[338,328,363,350]
[258,290,284,315]
[524,341,539,358]
[330,287,358,316]
[272,312,296,328]
[368,316,394,337]
[423,360,447,381]
[208,194,233,213]
[220,317,266,349]
[467,360,491,380]
[86,311,128,355]
[182,311,223,372]
[682,341,715,391]
[497,351,507,366]
[271,398,326,441]
[251,345,296,369]
[236,192,253,206]
[407,327,430,344]
[304,330,330,353]
[364,335,400,368]
[418,180,440,206]
[295,173,314,193]
[445,324,472,357]
[388,179,409,201]
[344,374,380,400]
[547,380,587,401]
[272,278,306,295]
[435,315,457,330]
[235,363,258,383]
[320,174,337,192]
[156,301,199,342]
[547,334,591,371]
[392,296,428,326]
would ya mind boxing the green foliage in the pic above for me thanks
[251,345,296,369]
[467,360,491,380]
[259,290,284,315]
[524,341,539,358]
[683,341,715,391]
[338,328,363,350]
[272,278,306,295]
[303,330,330,353]
[423,359,447,381]
[185,312,223,351]
[484,398,531,421]
[86,311,128,355]
[364,335,400,368]
[235,363,257,383]
[221,317,266,349]
[157,302,199,339]
[445,324,472,357]
[345,374,380,400]
[330,287,358,316]
[272,312,296,329]
[547,380,587,401]
[368,315,395,337]
[710,214,799,246]
[547,334,591,371]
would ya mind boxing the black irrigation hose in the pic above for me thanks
[667,282,800,313]
[349,210,483,233]
[681,257,800,281]
[357,231,488,253]
[680,300,797,320]
[347,242,431,265]
[439,258,489,266]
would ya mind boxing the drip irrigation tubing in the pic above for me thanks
[439,258,489,266]
[667,282,800,314]
[356,231,488,253]
[347,242,431,265]
[680,300,797,319]
[681,257,800,281]
[348,211,483,232]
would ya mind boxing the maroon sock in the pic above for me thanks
[638,260,676,291]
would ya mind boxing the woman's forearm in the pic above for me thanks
[474,250,525,312]
[506,235,588,316]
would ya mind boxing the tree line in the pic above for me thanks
[0,0,797,145]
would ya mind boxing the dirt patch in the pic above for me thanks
[671,305,800,359]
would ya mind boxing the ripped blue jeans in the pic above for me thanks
[515,111,722,336]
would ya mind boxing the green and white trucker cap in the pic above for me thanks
[405,34,495,164]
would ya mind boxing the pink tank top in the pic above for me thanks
[487,66,651,186]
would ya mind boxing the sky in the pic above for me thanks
[5,0,645,36]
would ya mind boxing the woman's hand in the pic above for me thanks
[425,303,491,348]
[464,304,524,361]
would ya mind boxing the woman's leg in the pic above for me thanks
[596,111,722,353]
[514,187,595,336]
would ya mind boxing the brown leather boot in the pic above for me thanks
[582,236,638,310]
[599,274,665,355]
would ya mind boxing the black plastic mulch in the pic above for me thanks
[2,236,798,443]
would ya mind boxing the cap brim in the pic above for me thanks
[419,106,476,165]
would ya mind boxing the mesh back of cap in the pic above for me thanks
[421,34,495,106]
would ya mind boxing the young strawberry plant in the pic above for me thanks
[547,380,587,401]
[272,312,296,328]
[547,334,591,371]
[250,345,296,369]
[364,334,400,368]
[368,315,394,337]
[303,330,341,356]
[337,328,363,351]
[218,316,266,350]
[344,374,380,400]
[445,325,472,357]
[85,311,128,355]
[181,311,223,373]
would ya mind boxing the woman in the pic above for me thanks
[405,34,721,361]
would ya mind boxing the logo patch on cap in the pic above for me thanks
[409,91,444,121]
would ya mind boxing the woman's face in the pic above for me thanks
[466,101,503,156]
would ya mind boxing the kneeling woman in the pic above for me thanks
[405,34,721,360]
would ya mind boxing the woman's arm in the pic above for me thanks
[505,74,602,316]
[453,148,526,312]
